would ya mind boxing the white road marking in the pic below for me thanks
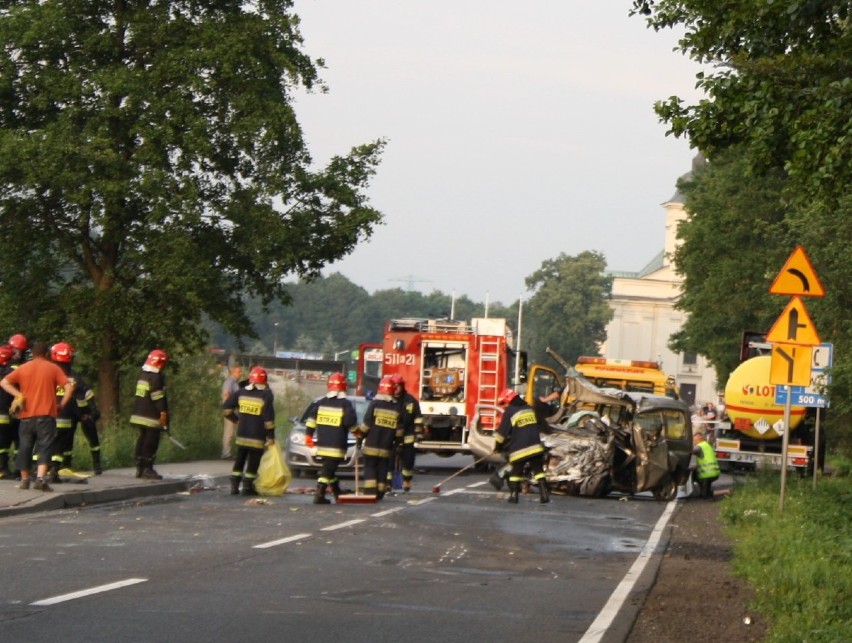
[253,533,312,549]
[320,519,365,531]
[31,578,148,606]
[371,506,405,518]
[467,481,489,488]
[578,500,679,643]
[407,496,437,506]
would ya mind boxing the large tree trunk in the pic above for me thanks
[97,337,121,427]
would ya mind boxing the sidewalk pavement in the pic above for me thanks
[0,460,234,519]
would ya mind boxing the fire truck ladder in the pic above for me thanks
[477,337,500,408]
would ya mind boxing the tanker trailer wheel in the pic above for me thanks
[652,477,677,502]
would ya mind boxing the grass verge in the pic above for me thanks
[721,473,852,642]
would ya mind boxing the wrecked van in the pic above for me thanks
[469,375,693,501]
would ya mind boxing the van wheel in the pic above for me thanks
[653,478,677,502]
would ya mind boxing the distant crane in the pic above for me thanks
[390,274,432,292]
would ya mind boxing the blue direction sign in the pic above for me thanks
[774,342,832,408]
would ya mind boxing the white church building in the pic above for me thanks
[601,162,718,407]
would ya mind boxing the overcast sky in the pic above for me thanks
[291,2,705,305]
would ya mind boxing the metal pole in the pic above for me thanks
[812,407,821,491]
[514,295,523,386]
[779,386,792,512]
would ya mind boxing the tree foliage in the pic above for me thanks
[523,251,613,365]
[631,0,852,206]
[0,1,385,418]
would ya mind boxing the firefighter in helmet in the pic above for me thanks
[304,372,357,504]
[494,388,549,504]
[0,345,17,478]
[48,342,79,483]
[223,366,275,496]
[8,333,29,366]
[130,349,169,480]
[390,374,423,493]
[360,375,403,499]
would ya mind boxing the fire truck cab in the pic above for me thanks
[358,317,530,455]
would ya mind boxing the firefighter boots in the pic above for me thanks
[539,481,550,504]
[241,478,258,496]
[0,453,13,479]
[488,470,505,491]
[330,481,341,502]
[139,459,162,480]
[507,481,520,504]
[230,475,241,495]
[314,482,331,504]
[91,450,103,475]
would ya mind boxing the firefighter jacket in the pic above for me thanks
[223,383,275,450]
[129,366,169,429]
[0,364,13,427]
[494,398,546,463]
[361,395,402,458]
[54,365,80,431]
[395,390,423,445]
[694,440,720,479]
[305,392,357,459]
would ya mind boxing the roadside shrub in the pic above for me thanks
[722,475,852,642]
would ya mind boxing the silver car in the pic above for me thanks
[285,396,369,478]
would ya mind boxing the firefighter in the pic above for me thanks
[1,334,29,478]
[48,342,79,483]
[223,366,275,496]
[75,381,104,475]
[391,373,423,492]
[494,388,549,504]
[360,375,403,499]
[692,431,720,500]
[304,372,357,504]
[130,349,169,480]
[0,345,17,478]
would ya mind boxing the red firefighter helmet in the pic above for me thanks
[145,349,168,369]
[50,342,75,364]
[327,372,347,392]
[389,374,405,388]
[0,345,13,365]
[248,366,268,384]
[378,375,395,396]
[497,388,518,406]
[8,334,28,351]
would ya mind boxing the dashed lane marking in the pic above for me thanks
[253,533,312,549]
[371,506,405,518]
[320,519,366,531]
[31,578,148,606]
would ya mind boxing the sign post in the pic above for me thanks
[767,246,824,512]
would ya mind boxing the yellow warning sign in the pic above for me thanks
[766,297,821,346]
[769,246,825,297]
[770,344,813,386]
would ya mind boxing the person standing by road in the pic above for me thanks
[304,372,357,504]
[0,341,74,491]
[221,364,243,460]
[47,342,80,483]
[223,366,275,496]
[391,374,422,493]
[130,349,169,480]
[494,388,549,504]
[360,376,403,499]
[0,345,18,479]
[692,431,720,500]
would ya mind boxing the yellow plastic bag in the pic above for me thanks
[254,445,291,497]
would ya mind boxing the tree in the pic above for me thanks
[0,1,384,420]
[523,251,614,365]
[668,150,791,382]
[631,0,852,206]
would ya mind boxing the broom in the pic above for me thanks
[336,445,378,504]
[432,453,494,494]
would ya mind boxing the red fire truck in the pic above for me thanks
[355,317,534,455]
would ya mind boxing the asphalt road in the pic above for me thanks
[0,456,670,643]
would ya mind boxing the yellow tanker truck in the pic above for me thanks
[714,332,813,472]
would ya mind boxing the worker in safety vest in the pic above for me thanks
[691,431,720,499]
[130,349,169,480]
[360,375,402,499]
[304,372,357,504]
[494,388,549,504]
[390,374,422,492]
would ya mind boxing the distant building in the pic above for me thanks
[602,158,718,407]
